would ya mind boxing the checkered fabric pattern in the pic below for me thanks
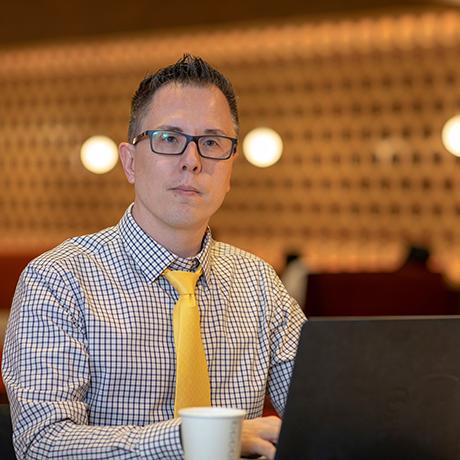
[2,205,306,459]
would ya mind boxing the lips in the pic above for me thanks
[170,184,201,194]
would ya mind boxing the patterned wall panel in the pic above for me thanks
[0,9,459,281]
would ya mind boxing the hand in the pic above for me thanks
[240,416,281,460]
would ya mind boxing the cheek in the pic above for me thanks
[133,159,162,197]
[213,166,233,201]
[135,155,166,184]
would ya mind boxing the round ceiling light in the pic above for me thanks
[442,115,460,158]
[80,135,118,174]
[243,127,283,168]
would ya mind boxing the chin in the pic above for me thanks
[166,213,209,231]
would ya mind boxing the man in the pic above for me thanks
[2,55,305,459]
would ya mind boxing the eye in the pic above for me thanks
[202,137,220,148]
[160,132,180,144]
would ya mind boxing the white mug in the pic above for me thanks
[180,406,247,460]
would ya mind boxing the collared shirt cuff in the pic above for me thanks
[137,417,183,459]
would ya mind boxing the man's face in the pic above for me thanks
[120,83,237,239]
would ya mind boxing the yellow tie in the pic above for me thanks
[163,267,211,416]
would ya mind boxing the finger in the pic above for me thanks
[258,416,282,443]
[240,417,282,459]
[256,438,277,460]
[245,437,277,460]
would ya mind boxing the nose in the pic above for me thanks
[179,140,202,173]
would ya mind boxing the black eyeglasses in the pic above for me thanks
[131,130,238,160]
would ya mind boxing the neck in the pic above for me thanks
[131,205,207,258]
[164,229,205,258]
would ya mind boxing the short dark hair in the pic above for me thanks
[128,54,239,142]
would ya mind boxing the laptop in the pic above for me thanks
[275,316,460,460]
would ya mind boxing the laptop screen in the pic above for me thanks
[276,316,460,460]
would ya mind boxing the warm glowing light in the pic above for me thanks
[243,127,283,168]
[80,136,118,174]
[442,115,460,157]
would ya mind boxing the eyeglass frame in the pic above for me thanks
[131,130,238,160]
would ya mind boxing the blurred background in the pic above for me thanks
[1,0,460,345]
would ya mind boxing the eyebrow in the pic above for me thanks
[155,125,229,136]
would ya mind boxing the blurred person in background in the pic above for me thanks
[281,251,309,310]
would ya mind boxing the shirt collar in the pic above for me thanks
[118,204,213,284]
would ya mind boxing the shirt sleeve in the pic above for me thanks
[264,267,307,416]
[1,263,184,460]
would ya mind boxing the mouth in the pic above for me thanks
[170,185,201,195]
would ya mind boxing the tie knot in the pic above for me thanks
[163,267,202,295]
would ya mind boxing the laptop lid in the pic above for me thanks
[276,316,460,460]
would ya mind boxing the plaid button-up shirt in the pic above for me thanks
[2,205,306,459]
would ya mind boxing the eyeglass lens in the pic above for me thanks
[151,131,233,159]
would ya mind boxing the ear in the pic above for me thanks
[227,151,239,192]
[119,142,136,184]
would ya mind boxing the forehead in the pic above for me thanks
[140,83,235,134]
